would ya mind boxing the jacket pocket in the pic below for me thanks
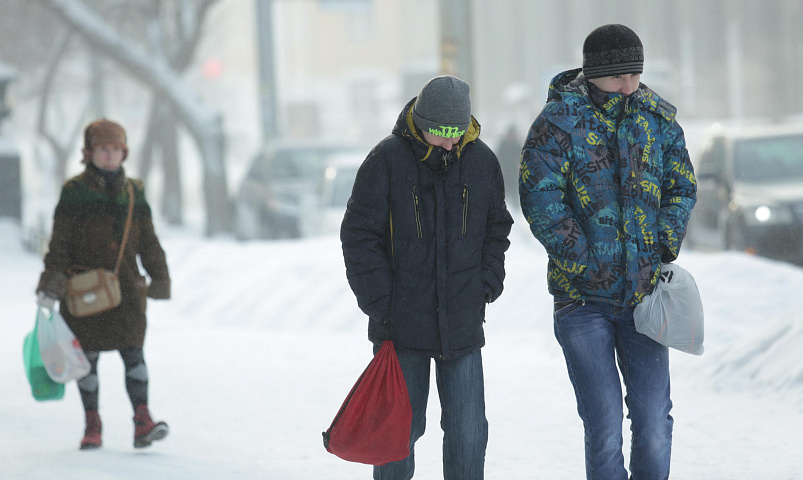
[554,298,584,321]
[412,186,422,239]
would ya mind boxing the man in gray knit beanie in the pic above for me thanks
[340,73,513,479]
[412,75,472,143]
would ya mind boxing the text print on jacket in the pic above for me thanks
[341,98,513,360]
[520,69,696,307]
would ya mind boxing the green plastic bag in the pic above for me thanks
[23,309,65,401]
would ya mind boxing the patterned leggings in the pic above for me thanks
[77,347,149,412]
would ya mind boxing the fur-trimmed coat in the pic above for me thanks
[37,164,170,352]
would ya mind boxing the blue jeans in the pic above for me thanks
[373,347,488,480]
[554,300,673,480]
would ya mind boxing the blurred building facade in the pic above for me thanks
[192,0,439,152]
[270,0,439,143]
[470,0,803,140]
[3,0,802,234]
[194,0,803,151]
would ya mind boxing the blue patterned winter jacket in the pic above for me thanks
[520,68,697,307]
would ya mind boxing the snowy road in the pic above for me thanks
[2,221,802,479]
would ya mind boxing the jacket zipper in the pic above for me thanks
[614,96,630,178]
[461,184,469,236]
[412,186,422,239]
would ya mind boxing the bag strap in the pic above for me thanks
[114,182,135,275]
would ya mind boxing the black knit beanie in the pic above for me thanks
[582,24,643,79]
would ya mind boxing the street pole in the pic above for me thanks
[438,0,474,85]
[255,0,278,142]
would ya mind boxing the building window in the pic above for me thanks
[318,0,372,11]
[319,0,373,40]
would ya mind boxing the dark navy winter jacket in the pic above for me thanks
[341,98,513,360]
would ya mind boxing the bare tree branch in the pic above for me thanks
[35,28,90,182]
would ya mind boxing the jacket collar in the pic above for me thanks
[545,68,678,131]
[392,97,481,169]
[82,163,127,193]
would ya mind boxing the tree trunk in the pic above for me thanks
[139,95,183,225]
[35,28,87,184]
[155,100,183,225]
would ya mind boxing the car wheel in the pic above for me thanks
[725,220,748,252]
[684,221,699,249]
[235,200,265,241]
[285,218,302,239]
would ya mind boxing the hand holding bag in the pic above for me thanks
[634,263,705,355]
[23,309,65,401]
[323,340,413,465]
[36,306,91,383]
[65,182,134,318]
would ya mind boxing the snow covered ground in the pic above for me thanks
[1,218,802,479]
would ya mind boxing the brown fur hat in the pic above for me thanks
[81,119,128,164]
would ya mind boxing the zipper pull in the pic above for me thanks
[412,186,423,239]
[461,184,469,236]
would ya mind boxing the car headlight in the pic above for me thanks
[743,204,795,226]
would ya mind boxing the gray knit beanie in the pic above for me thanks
[412,75,471,139]
[582,24,644,79]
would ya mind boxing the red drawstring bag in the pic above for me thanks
[323,340,412,465]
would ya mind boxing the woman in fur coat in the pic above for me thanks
[36,119,171,450]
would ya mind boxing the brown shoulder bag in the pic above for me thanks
[65,182,135,318]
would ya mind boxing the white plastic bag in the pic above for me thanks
[634,263,704,355]
[36,306,92,383]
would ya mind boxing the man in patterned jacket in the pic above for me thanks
[519,24,696,480]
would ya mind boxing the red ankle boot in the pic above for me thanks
[133,404,169,448]
[80,411,102,450]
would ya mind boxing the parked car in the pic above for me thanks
[686,124,803,265]
[235,141,366,240]
[299,153,363,237]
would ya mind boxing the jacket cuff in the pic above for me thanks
[37,271,67,299]
[659,243,676,263]
[147,278,171,299]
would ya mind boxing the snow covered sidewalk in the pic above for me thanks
[1,221,801,479]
